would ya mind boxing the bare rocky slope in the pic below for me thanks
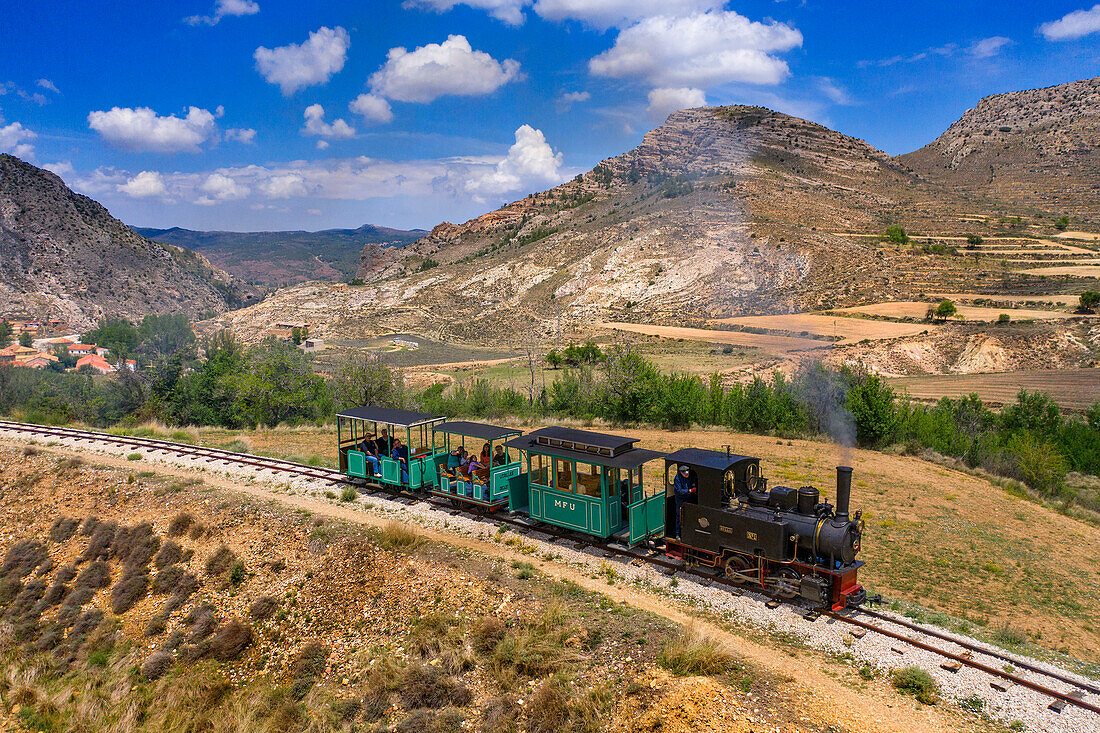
[898,76,1100,225]
[0,154,255,330]
[211,106,1042,343]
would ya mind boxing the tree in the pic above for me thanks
[84,318,139,358]
[235,339,331,427]
[965,234,983,247]
[18,332,33,348]
[933,300,957,321]
[0,321,11,346]
[997,313,1011,324]
[1080,291,1100,312]
[884,225,909,244]
[290,327,303,346]
[1006,432,1067,493]
[137,314,195,358]
[1055,216,1069,231]
[847,376,898,448]
[330,352,403,411]
[545,349,563,369]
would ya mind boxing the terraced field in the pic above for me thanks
[834,301,1071,321]
[710,313,932,343]
[889,369,1100,410]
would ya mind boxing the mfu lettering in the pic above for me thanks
[553,498,577,512]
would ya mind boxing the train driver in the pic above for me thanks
[673,464,698,537]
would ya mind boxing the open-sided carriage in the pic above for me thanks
[432,421,523,510]
[337,406,446,489]
[504,426,666,544]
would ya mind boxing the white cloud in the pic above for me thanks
[589,11,802,88]
[646,87,706,119]
[0,121,36,158]
[254,26,349,95]
[186,0,260,26]
[200,172,249,200]
[816,77,852,105]
[36,78,59,93]
[534,0,721,29]
[225,127,256,144]
[369,35,521,103]
[262,173,309,199]
[1039,4,1100,40]
[969,36,1012,58]
[302,104,356,140]
[117,171,168,198]
[556,90,590,112]
[404,0,528,25]
[463,124,564,199]
[87,106,218,153]
[43,161,74,178]
[349,93,394,124]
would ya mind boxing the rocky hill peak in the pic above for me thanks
[0,154,254,329]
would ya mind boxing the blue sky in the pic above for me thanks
[2,1,1099,231]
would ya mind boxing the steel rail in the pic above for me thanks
[1,418,1097,715]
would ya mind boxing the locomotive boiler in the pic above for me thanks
[663,448,866,610]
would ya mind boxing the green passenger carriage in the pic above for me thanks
[337,406,446,489]
[504,427,666,544]
[432,421,523,510]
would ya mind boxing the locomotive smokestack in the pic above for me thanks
[835,466,853,522]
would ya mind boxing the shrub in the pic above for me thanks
[340,485,358,502]
[472,616,507,655]
[656,629,736,676]
[293,642,330,678]
[145,614,167,637]
[884,225,909,244]
[229,562,247,586]
[399,663,472,709]
[249,595,279,620]
[110,571,149,613]
[891,666,938,704]
[127,453,142,461]
[1080,291,1100,312]
[152,565,184,594]
[185,604,218,643]
[189,523,206,540]
[1,540,48,579]
[112,523,160,568]
[74,561,111,591]
[1055,216,1069,231]
[48,517,81,544]
[998,313,1011,324]
[80,521,118,562]
[209,619,253,661]
[966,234,983,246]
[167,513,195,538]
[526,677,571,733]
[205,545,237,576]
[848,376,898,448]
[154,540,183,569]
[142,650,173,680]
[1007,432,1068,493]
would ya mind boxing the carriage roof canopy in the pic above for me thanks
[664,448,757,471]
[336,406,444,427]
[504,426,665,470]
[433,421,522,441]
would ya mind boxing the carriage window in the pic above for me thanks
[575,462,601,498]
[531,454,550,487]
[554,458,574,493]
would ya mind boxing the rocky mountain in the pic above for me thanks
[898,76,1100,224]
[212,105,1042,343]
[136,224,424,288]
[0,154,255,330]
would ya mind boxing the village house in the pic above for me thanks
[14,353,59,369]
[67,344,98,357]
[74,354,114,374]
[0,344,37,364]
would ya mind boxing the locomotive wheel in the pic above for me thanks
[722,555,754,584]
[763,568,801,599]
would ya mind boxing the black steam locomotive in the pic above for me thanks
[663,448,865,610]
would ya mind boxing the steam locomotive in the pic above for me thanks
[663,448,865,610]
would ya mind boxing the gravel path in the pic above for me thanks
[4,424,1097,733]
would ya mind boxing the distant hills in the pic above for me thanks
[898,76,1100,225]
[135,224,425,288]
[0,154,254,331]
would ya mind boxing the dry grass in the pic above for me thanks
[376,521,426,551]
[656,627,737,677]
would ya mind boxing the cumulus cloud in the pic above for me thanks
[463,124,564,199]
[589,10,802,88]
[349,93,394,124]
[117,171,168,198]
[87,106,218,153]
[200,172,249,200]
[225,127,256,144]
[404,0,528,25]
[186,0,260,26]
[1039,5,1100,40]
[0,121,36,158]
[556,90,590,112]
[369,35,521,103]
[254,26,349,95]
[969,36,1013,58]
[262,173,309,199]
[43,161,74,178]
[35,78,59,93]
[646,87,706,119]
[301,104,356,143]
[534,0,721,29]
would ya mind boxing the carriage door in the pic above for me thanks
[627,467,648,544]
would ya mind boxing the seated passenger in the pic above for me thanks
[360,433,380,475]
[492,445,507,467]
[375,429,392,458]
[480,443,491,467]
[391,438,410,483]
[447,446,464,472]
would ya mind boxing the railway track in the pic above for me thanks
[2,419,1098,717]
